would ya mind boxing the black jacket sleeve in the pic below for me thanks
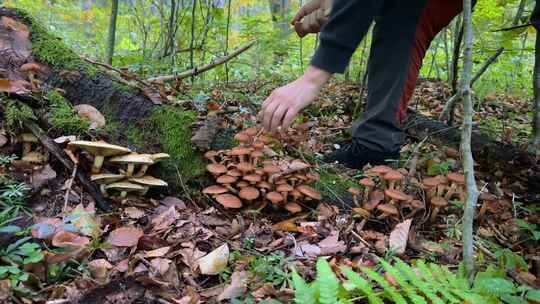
[310,0,382,74]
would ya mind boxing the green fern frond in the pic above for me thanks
[416,260,460,303]
[315,259,340,304]
[361,266,407,304]
[379,259,427,304]
[341,266,383,304]
[394,258,444,304]
[291,268,317,304]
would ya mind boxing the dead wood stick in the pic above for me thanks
[82,56,153,89]
[23,120,111,211]
[147,41,256,82]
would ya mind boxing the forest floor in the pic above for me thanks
[1,78,539,303]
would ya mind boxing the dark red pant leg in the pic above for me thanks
[397,0,464,122]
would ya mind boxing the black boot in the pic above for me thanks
[323,140,399,170]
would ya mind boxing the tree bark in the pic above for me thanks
[450,16,463,92]
[529,26,540,155]
[105,0,119,65]
[459,0,479,280]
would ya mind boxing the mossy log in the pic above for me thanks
[0,7,205,187]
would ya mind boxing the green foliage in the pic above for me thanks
[0,207,23,234]
[291,258,539,304]
[427,159,452,176]
[4,100,36,131]
[47,91,90,134]
[248,251,291,286]
[313,168,359,203]
[0,236,44,287]
[0,155,17,167]
[11,8,97,74]
[0,179,30,209]
[515,219,540,241]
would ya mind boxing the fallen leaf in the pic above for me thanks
[197,243,229,275]
[0,134,7,147]
[150,258,171,275]
[217,271,250,301]
[389,219,412,255]
[294,242,321,258]
[88,259,113,283]
[54,135,76,144]
[31,164,57,189]
[144,246,170,258]
[151,206,179,232]
[318,231,347,255]
[161,196,187,209]
[0,78,30,94]
[124,207,145,219]
[272,219,298,232]
[52,230,90,248]
[107,226,144,247]
[115,258,129,273]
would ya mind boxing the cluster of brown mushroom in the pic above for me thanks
[202,127,322,213]
[67,140,169,198]
[348,165,467,223]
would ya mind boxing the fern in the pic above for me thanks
[291,257,538,304]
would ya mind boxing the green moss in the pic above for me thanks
[4,99,36,131]
[313,168,358,202]
[12,8,97,75]
[47,91,90,134]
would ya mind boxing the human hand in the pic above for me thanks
[292,0,332,37]
[260,66,331,133]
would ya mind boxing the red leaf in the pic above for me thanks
[107,226,144,247]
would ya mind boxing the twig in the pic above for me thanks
[63,163,77,212]
[24,120,110,211]
[82,56,153,89]
[406,136,428,179]
[147,41,256,82]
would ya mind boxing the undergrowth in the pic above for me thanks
[4,100,35,131]
[46,91,90,134]
[291,258,540,304]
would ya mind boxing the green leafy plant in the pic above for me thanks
[515,219,540,241]
[291,258,540,304]
[0,180,30,209]
[0,155,17,167]
[249,251,292,287]
[0,237,44,287]
[0,207,23,234]
[427,159,453,176]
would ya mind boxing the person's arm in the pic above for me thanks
[311,0,381,74]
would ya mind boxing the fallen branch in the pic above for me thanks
[147,41,256,82]
[82,56,154,89]
[23,120,110,211]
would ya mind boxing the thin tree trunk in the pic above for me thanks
[460,0,479,280]
[450,16,463,92]
[225,0,232,83]
[529,29,540,155]
[444,27,450,82]
[105,0,119,65]
[189,0,197,77]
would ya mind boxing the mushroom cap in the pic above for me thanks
[422,177,440,188]
[105,182,145,192]
[227,169,242,177]
[237,162,254,173]
[68,141,131,157]
[203,185,229,195]
[383,170,404,181]
[251,150,264,159]
[430,196,448,207]
[130,176,168,187]
[266,191,284,204]
[377,203,398,215]
[256,181,272,189]
[252,141,265,149]
[369,190,385,203]
[410,200,424,209]
[447,172,465,184]
[150,153,170,162]
[236,181,249,188]
[18,133,38,143]
[306,172,320,181]
[359,177,375,187]
[207,163,227,175]
[294,174,308,181]
[254,168,265,175]
[217,175,237,184]
[74,104,106,128]
[263,164,281,174]
[276,184,293,192]
[436,175,448,185]
[245,126,259,136]
[215,194,242,208]
[234,132,250,143]
[22,151,45,163]
[243,174,262,183]
[258,135,271,144]
[20,62,42,72]
[284,202,302,213]
[91,173,125,184]
[109,153,154,165]
[297,185,322,200]
[239,187,260,200]
[229,147,251,156]
[348,187,361,195]
[204,150,219,159]
[290,189,303,200]
[384,189,409,201]
[368,165,392,175]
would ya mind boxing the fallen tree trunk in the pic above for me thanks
[0,7,206,188]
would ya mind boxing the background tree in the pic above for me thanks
[105,0,119,65]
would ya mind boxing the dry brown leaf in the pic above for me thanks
[318,231,347,255]
[0,78,30,94]
[217,271,250,301]
[197,244,229,275]
[124,207,146,219]
[144,246,170,258]
[31,164,57,189]
[151,206,179,231]
[272,219,298,232]
[51,230,90,248]
[294,242,321,258]
[150,258,171,275]
[88,259,113,284]
[107,226,144,247]
[389,219,412,255]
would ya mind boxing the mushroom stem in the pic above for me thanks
[126,163,135,176]
[444,184,457,200]
[135,165,150,177]
[351,194,358,206]
[99,184,109,197]
[141,187,149,195]
[388,181,396,190]
[362,188,371,204]
[92,155,105,174]
[389,199,396,205]
[476,202,488,221]
[22,142,32,156]
[120,191,127,198]
[430,207,440,222]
